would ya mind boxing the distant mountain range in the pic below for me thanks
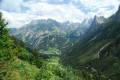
[9,4,120,80]
[10,19,89,51]
[10,16,101,51]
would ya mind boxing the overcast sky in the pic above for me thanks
[0,0,120,28]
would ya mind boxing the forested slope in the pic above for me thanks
[61,6,120,80]
[0,12,95,80]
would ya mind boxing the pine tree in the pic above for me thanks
[33,48,39,58]
[0,12,9,38]
[0,12,14,61]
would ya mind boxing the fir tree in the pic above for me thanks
[0,12,14,61]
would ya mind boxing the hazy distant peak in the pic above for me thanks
[92,15,105,25]
[81,18,93,26]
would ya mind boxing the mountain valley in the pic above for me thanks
[0,2,120,80]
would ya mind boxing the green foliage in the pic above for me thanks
[0,12,46,79]
[33,48,39,57]
[1,6,120,80]
[0,12,15,61]
[48,47,59,52]
[10,35,26,48]
[0,12,9,39]
[61,8,120,80]
[36,64,91,80]
[0,58,40,80]
[88,56,120,80]
[47,57,60,63]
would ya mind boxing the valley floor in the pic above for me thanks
[37,50,94,80]
[0,49,93,80]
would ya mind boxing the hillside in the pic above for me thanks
[1,2,120,80]
[0,12,95,80]
[61,6,120,80]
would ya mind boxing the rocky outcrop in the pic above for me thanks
[83,15,106,38]
[69,18,93,38]
[115,5,120,22]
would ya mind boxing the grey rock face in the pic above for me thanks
[83,15,106,37]
[115,5,120,22]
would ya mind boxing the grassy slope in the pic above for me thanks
[1,57,40,80]
[0,38,93,80]
[0,12,93,80]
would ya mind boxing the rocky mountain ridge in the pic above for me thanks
[61,5,120,80]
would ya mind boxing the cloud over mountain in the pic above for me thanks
[0,0,119,28]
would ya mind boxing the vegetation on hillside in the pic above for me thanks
[0,12,95,80]
[61,7,120,80]
[1,5,120,80]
